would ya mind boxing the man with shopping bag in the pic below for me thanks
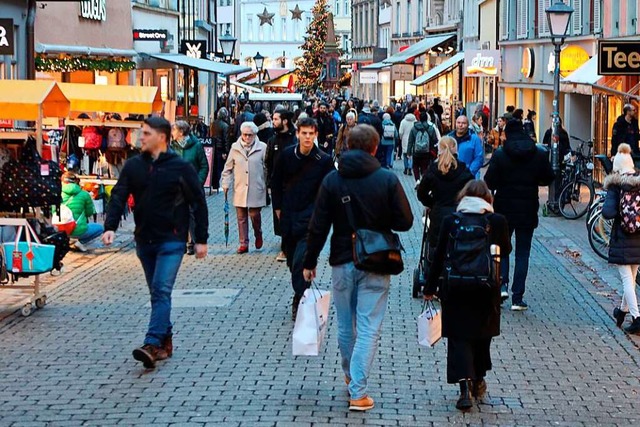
[303,124,413,412]
[102,117,209,370]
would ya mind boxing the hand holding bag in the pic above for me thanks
[417,300,442,348]
[3,222,56,274]
[292,284,332,356]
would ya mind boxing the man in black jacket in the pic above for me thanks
[266,109,298,262]
[485,119,554,311]
[315,102,336,154]
[102,117,209,369]
[271,117,334,320]
[302,125,413,411]
[610,103,640,157]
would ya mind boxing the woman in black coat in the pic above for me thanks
[424,180,511,411]
[602,143,640,334]
[417,135,473,251]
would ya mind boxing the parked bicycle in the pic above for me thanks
[586,155,613,260]
[558,136,595,219]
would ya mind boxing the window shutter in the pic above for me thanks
[593,0,601,33]
[538,0,551,36]
[500,0,510,40]
[572,0,582,35]
[517,0,528,38]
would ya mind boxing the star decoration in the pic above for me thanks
[257,7,275,26]
[290,4,303,20]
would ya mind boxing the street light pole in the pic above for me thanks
[253,52,265,93]
[545,0,573,214]
[219,31,237,111]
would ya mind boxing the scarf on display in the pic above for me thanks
[456,196,495,214]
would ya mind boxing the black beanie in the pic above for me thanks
[253,113,268,127]
[504,119,524,136]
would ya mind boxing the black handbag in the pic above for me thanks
[340,180,404,275]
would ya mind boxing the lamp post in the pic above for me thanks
[219,31,237,110]
[254,52,265,92]
[545,0,573,214]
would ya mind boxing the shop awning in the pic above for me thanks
[383,34,456,65]
[411,52,465,86]
[58,83,162,114]
[36,43,137,57]
[0,80,70,120]
[560,55,601,95]
[229,80,262,93]
[362,62,390,70]
[146,53,251,76]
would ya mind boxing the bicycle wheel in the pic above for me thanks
[559,179,594,219]
[588,214,611,261]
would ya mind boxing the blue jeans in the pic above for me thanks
[332,262,391,400]
[501,226,534,304]
[136,241,185,347]
[76,222,104,244]
[403,153,413,170]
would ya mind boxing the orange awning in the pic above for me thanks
[58,83,162,114]
[0,80,70,120]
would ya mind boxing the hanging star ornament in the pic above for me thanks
[257,7,275,26]
[290,4,303,20]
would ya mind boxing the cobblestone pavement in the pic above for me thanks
[1,164,639,426]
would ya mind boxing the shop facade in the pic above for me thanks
[0,0,29,80]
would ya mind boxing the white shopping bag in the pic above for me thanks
[417,300,442,348]
[292,286,331,356]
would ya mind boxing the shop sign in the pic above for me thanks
[598,41,640,75]
[0,119,14,128]
[392,64,413,81]
[79,0,107,22]
[560,45,590,77]
[133,29,168,41]
[0,19,14,55]
[521,47,535,79]
[181,40,207,59]
[464,50,500,77]
[359,71,378,84]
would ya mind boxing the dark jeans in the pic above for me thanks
[213,151,226,190]
[412,156,431,181]
[447,337,492,384]
[501,226,535,304]
[283,236,309,297]
[136,241,185,347]
[187,207,196,248]
[380,144,394,168]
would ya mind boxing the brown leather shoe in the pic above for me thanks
[162,335,173,358]
[349,395,374,411]
[132,344,168,369]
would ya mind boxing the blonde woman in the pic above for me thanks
[417,136,474,257]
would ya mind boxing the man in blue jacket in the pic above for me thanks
[448,115,484,178]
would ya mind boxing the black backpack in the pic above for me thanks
[414,122,437,157]
[443,213,497,297]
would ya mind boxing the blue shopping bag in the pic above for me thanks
[3,223,55,274]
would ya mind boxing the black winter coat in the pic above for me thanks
[265,128,297,185]
[270,145,334,240]
[417,160,473,245]
[602,172,640,265]
[426,212,511,339]
[485,130,555,229]
[303,149,414,269]
[210,119,231,153]
[611,115,640,157]
[105,151,209,244]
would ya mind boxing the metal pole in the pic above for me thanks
[547,40,562,213]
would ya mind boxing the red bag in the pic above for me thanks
[82,127,102,150]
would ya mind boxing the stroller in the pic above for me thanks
[412,211,431,298]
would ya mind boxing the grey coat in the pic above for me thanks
[221,138,268,208]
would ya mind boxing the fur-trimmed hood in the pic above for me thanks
[603,171,640,190]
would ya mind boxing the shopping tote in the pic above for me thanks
[418,300,442,348]
[292,286,331,356]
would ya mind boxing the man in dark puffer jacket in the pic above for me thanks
[485,119,554,311]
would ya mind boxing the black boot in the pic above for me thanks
[624,316,640,334]
[613,307,628,328]
[472,378,487,400]
[456,380,473,411]
[292,294,302,322]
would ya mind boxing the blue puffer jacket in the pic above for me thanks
[447,130,484,178]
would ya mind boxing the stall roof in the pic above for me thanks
[58,83,162,114]
[146,53,251,76]
[229,80,262,93]
[362,62,391,70]
[411,52,465,86]
[383,34,456,65]
[0,80,70,120]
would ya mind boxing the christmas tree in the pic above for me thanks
[297,0,330,90]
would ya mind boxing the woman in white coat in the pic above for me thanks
[399,113,417,175]
[221,121,268,254]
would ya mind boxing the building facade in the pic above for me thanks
[0,0,29,80]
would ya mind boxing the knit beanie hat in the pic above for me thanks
[613,143,636,174]
[253,113,268,127]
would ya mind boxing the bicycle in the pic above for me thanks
[586,155,613,260]
[558,136,595,220]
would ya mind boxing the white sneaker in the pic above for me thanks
[415,179,421,190]
[74,241,87,252]
[276,251,287,262]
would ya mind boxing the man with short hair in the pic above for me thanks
[448,115,485,178]
[102,117,209,369]
[271,117,334,320]
[266,109,298,262]
[611,103,640,157]
[303,124,413,411]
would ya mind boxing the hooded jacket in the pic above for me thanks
[105,151,209,244]
[407,121,440,158]
[381,118,398,146]
[170,134,210,185]
[602,172,640,265]
[399,113,417,152]
[62,183,96,237]
[485,128,555,229]
[303,149,413,269]
[417,159,473,245]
